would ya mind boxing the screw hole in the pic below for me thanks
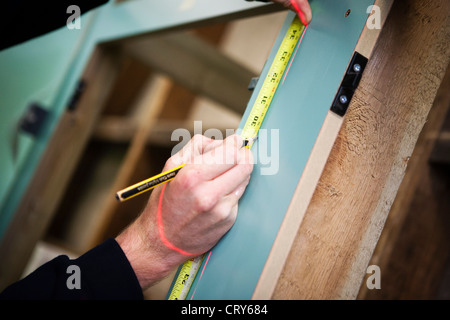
[345,9,351,17]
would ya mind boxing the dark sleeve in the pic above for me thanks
[0,0,109,50]
[0,238,143,300]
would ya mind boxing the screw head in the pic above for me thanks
[339,95,348,104]
[353,63,361,72]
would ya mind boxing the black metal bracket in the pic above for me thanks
[330,51,368,117]
[67,79,86,111]
[19,103,49,137]
[248,77,259,91]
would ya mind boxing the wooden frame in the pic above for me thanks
[269,0,450,299]
[358,62,450,299]
[122,31,255,114]
[253,0,394,299]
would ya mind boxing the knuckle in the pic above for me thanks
[165,152,184,169]
[214,206,231,223]
[175,168,198,190]
[164,157,175,169]
[212,202,237,225]
[239,151,254,175]
[193,191,216,213]
[192,134,205,145]
[224,148,238,165]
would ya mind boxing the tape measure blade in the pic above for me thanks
[167,254,205,300]
[167,261,191,300]
[167,14,305,301]
[241,16,304,141]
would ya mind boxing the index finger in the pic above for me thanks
[199,147,254,199]
[190,135,244,181]
[165,134,219,170]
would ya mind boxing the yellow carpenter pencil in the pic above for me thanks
[115,164,185,202]
[115,137,257,202]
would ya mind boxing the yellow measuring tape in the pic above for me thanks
[168,15,305,300]
[240,16,305,148]
[168,255,205,300]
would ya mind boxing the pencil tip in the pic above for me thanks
[243,136,258,147]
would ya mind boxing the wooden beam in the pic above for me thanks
[84,74,173,251]
[430,130,450,164]
[252,0,394,299]
[93,116,236,146]
[264,0,449,299]
[122,31,255,114]
[102,2,285,46]
[357,62,450,299]
[0,47,121,290]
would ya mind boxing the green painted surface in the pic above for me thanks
[0,15,95,236]
[183,0,374,299]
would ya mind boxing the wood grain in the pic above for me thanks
[271,0,450,299]
[357,61,450,299]
[253,0,393,299]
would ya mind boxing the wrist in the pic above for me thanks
[115,222,180,290]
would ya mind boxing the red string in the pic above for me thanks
[290,0,309,26]
[157,183,199,256]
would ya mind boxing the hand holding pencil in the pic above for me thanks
[115,134,254,290]
[115,135,257,202]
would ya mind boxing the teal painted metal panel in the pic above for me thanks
[184,0,374,299]
[0,14,97,236]
[88,0,268,43]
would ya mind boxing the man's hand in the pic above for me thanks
[271,0,312,25]
[116,134,253,290]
